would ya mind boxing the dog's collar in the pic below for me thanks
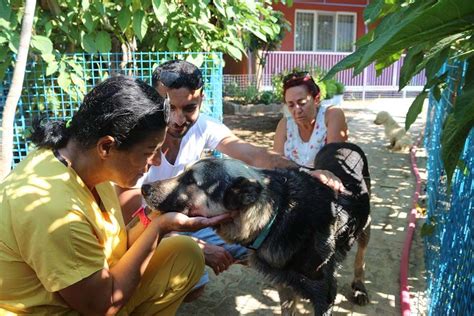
[248,206,279,250]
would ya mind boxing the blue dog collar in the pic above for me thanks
[248,207,279,250]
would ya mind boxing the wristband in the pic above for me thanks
[132,206,152,228]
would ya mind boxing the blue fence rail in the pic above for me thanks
[0,52,223,166]
[423,62,473,315]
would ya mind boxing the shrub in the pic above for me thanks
[224,82,241,97]
[259,91,278,104]
[324,79,337,99]
[240,85,260,104]
[335,81,345,95]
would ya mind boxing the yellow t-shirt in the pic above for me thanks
[0,149,127,314]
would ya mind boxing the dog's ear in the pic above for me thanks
[223,177,263,210]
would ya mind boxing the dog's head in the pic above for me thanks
[142,157,265,217]
[374,111,391,125]
[142,158,269,242]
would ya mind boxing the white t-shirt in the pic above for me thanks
[138,114,232,185]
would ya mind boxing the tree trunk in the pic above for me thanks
[0,0,37,179]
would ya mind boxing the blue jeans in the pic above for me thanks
[180,227,249,288]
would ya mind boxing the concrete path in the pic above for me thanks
[178,99,428,315]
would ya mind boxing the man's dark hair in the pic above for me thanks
[30,76,168,150]
[152,60,204,91]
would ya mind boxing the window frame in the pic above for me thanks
[294,9,357,53]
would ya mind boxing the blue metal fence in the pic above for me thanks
[423,62,473,314]
[0,52,223,166]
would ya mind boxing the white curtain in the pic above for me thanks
[316,13,334,51]
[337,14,355,52]
[295,12,314,51]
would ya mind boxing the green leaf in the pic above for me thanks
[152,0,168,25]
[441,73,474,185]
[324,45,369,79]
[45,61,59,76]
[186,54,204,68]
[0,0,11,20]
[57,72,71,92]
[358,1,474,73]
[166,36,179,51]
[405,91,428,131]
[117,8,131,32]
[374,50,402,76]
[96,31,111,53]
[82,11,95,33]
[399,45,426,90]
[0,54,12,81]
[81,32,96,53]
[213,0,226,16]
[82,0,90,11]
[224,43,242,61]
[133,11,148,41]
[31,35,53,55]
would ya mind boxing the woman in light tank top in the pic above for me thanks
[273,72,348,169]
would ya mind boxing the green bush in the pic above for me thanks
[240,85,260,104]
[335,81,345,95]
[259,91,278,105]
[324,79,337,99]
[224,82,241,97]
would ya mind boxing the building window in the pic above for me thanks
[295,11,355,52]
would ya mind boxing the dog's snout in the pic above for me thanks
[141,184,152,196]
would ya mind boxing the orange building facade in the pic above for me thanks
[224,0,369,75]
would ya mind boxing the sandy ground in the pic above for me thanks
[178,99,428,315]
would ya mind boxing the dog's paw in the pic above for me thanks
[351,281,369,305]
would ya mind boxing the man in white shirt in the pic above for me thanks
[117,60,343,299]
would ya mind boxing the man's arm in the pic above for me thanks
[217,134,297,169]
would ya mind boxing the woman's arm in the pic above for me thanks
[273,117,287,155]
[58,212,231,315]
[325,107,348,143]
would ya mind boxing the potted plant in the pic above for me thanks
[321,79,337,106]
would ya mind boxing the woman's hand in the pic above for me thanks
[305,169,348,194]
[155,212,234,236]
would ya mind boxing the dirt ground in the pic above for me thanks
[178,99,428,315]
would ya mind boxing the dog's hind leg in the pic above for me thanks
[277,285,298,316]
[351,216,371,305]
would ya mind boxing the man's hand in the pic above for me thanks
[202,243,234,275]
[306,169,348,194]
[155,212,233,236]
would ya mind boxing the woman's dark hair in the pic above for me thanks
[30,76,168,150]
[282,72,320,101]
[151,59,204,91]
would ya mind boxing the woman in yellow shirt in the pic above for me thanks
[0,76,230,315]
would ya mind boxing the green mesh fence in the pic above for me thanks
[0,52,223,166]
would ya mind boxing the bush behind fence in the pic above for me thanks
[0,52,223,166]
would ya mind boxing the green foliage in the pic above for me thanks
[335,81,345,95]
[324,0,474,186]
[324,79,337,100]
[224,81,241,97]
[258,90,278,105]
[0,0,290,83]
[240,85,260,104]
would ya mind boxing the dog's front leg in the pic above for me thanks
[351,216,371,305]
[277,285,298,316]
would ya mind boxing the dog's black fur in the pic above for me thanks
[142,142,371,315]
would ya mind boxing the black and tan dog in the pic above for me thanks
[142,142,371,315]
